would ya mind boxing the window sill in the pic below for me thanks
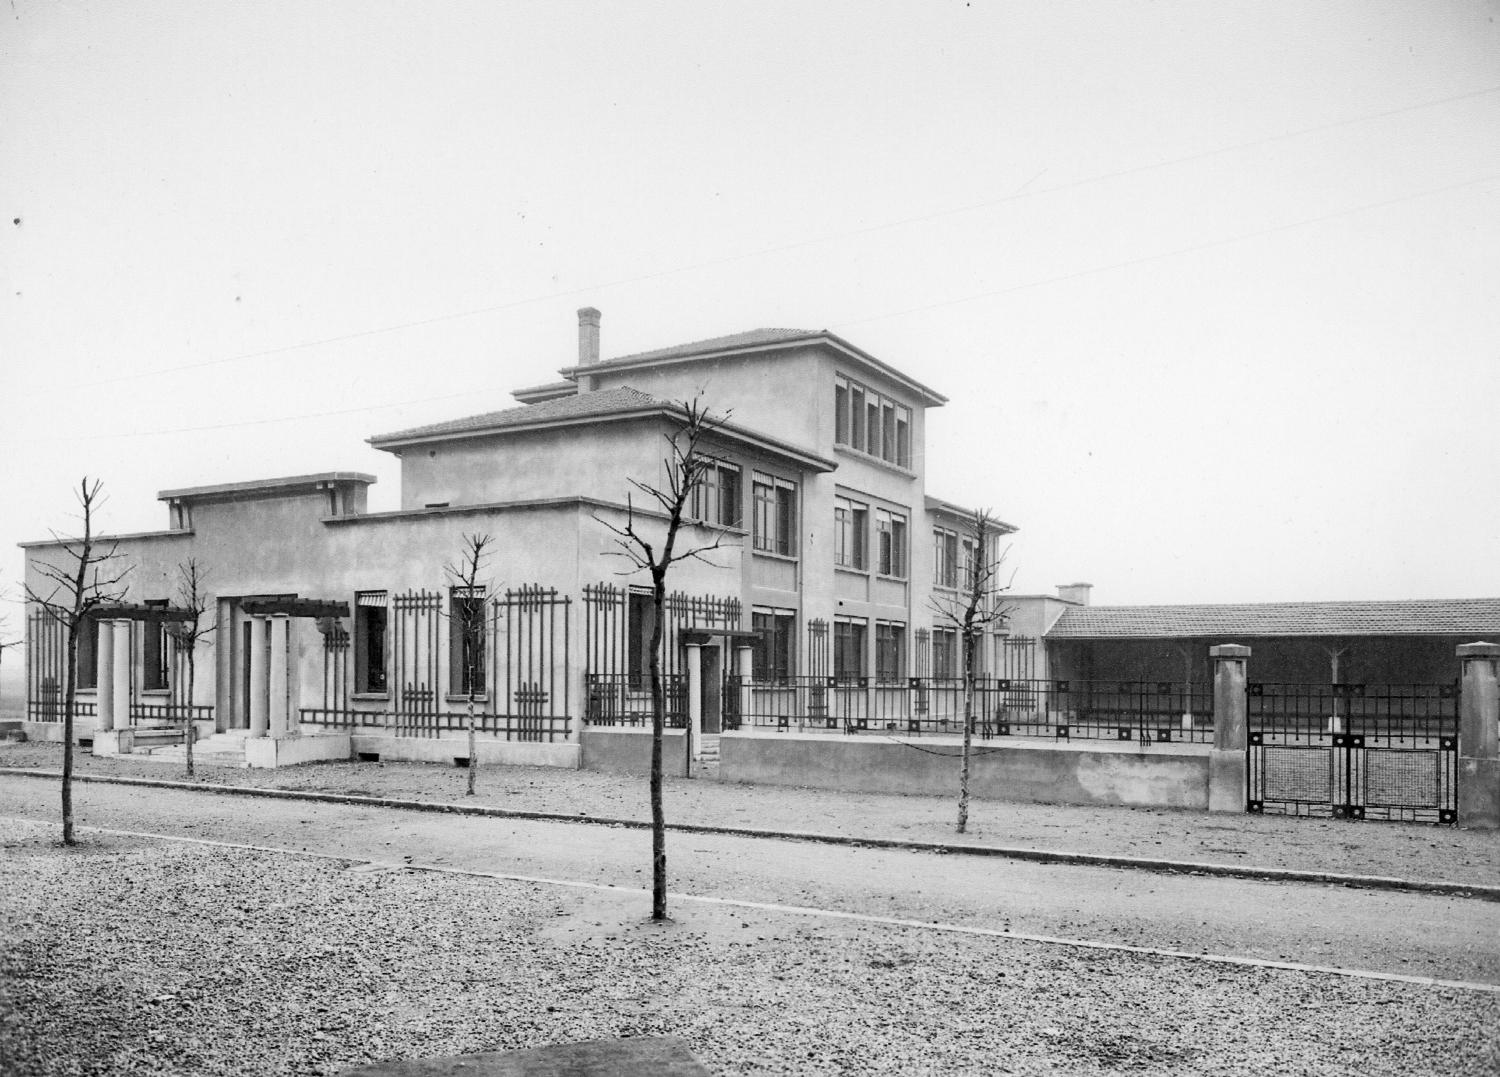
[833,444,917,478]
[875,573,909,584]
[351,692,390,702]
[140,689,171,698]
[751,549,800,565]
[688,520,748,537]
[834,565,869,577]
[445,694,489,704]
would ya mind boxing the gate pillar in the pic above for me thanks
[269,614,292,739]
[1208,644,1250,813]
[686,642,703,751]
[96,620,116,733]
[1457,642,1500,829]
[737,645,755,734]
[111,618,132,727]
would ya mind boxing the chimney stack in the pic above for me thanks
[1057,582,1093,606]
[577,307,601,366]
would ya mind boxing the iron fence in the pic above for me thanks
[583,673,688,728]
[1247,682,1458,746]
[727,676,1214,742]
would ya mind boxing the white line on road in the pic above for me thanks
[13,816,1499,997]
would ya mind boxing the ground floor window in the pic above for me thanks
[833,617,866,683]
[627,590,657,690]
[143,601,169,691]
[76,616,99,690]
[449,586,486,697]
[932,627,957,679]
[875,621,906,683]
[752,608,795,683]
[355,592,388,694]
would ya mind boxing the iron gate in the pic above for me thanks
[1247,682,1458,823]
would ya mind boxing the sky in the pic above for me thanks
[2,0,1499,670]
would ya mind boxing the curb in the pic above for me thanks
[3,766,1498,902]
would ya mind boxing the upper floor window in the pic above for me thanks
[934,528,959,589]
[834,374,911,468]
[834,496,868,571]
[752,473,797,556]
[875,508,908,578]
[691,459,742,529]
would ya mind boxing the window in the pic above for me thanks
[627,590,656,690]
[691,459,742,528]
[876,508,907,578]
[932,627,958,680]
[875,621,905,683]
[834,374,913,468]
[449,586,486,697]
[355,591,388,694]
[934,527,959,589]
[833,496,868,570]
[77,616,99,690]
[752,608,795,684]
[752,473,797,556]
[833,618,866,683]
[143,600,169,691]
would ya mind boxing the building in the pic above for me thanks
[22,309,1017,767]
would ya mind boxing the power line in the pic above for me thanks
[17,82,1500,398]
[14,168,1498,445]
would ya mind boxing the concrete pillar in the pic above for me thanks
[686,642,703,751]
[248,616,269,738]
[112,619,132,727]
[96,620,116,733]
[269,614,291,739]
[737,645,755,734]
[1208,644,1250,813]
[1457,642,1500,829]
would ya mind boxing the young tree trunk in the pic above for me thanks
[184,651,196,779]
[466,698,477,796]
[958,630,975,835]
[61,629,77,846]
[648,571,668,921]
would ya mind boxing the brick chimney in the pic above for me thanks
[1057,582,1093,605]
[577,307,601,366]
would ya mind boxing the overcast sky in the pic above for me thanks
[3,0,1499,631]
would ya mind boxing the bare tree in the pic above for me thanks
[24,479,132,845]
[168,560,215,778]
[928,509,1013,834]
[595,399,731,921]
[444,533,493,797]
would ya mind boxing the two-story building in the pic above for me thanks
[22,309,1017,768]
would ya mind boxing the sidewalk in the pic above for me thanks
[1,741,1495,889]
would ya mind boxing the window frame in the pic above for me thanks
[142,599,170,692]
[448,585,487,699]
[752,472,798,557]
[875,508,908,579]
[834,495,869,571]
[690,458,743,530]
[751,607,796,684]
[833,617,867,684]
[834,374,914,469]
[354,591,389,696]
[875,620,906,685]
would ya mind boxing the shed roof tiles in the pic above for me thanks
[1045,598,1500,639]
[370,387,666,445]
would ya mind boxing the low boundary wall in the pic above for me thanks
[718,732,1211,810]
[350,734,580,770]
[580,728,689,778]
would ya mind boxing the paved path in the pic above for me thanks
[3,743,1496,886]
[4,777,1498,988]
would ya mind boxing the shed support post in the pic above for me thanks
[1457,642,1500,829]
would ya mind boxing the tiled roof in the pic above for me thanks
[1046,598,1500,639]
[600,328,819,367]
[369,387,667,445]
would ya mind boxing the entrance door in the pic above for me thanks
[700,646,722,734]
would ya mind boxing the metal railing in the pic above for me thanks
[1248,682,1458,746]
[729,677,1214,743]
[297,707,572,742]
[582,673,688,728]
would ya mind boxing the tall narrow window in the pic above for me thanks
[850,385,866,449]
[834,379,849,445]
[934,528,959,589]
[896,406,911,467]
[752,608,795,683]
[752,473,798,556]
[932,627,958,680]
[449,586,486,697]
[875,621,905,683]
[833,618,866,683]
[866,398,880,455]
[77,615,99,690]
[355,591,388,694]
[627,590,655,690]
[834,496,868,570]
[881,402,896,460]
[143,599,169,691]
[876,509,907,578]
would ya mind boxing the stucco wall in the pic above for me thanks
[719,731,1210,809]
[580,727,689,778]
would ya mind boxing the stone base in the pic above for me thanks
[1207,748,1246,813]
[244,733,351,769]
[92,729,135,756]
[1458,756,1500,829]
[349,734,581,770]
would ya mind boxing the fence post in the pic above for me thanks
[1208,644,1250,813]
[685,641,703,754]
[1457,642,1500,829]
[96,620,116,733]
[737,645,754,733]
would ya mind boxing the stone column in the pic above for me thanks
[112,619,132,727]
[736,645,755,734]
[95,620,116,733]
[1458,642,1500,829]
[248,616,269,738]
[1208,644,1250,813]
[269,614,291,739]
[686,642,703,752]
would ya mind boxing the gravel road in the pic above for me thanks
[2,816,1497,1077]
[3,742,1496,886]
